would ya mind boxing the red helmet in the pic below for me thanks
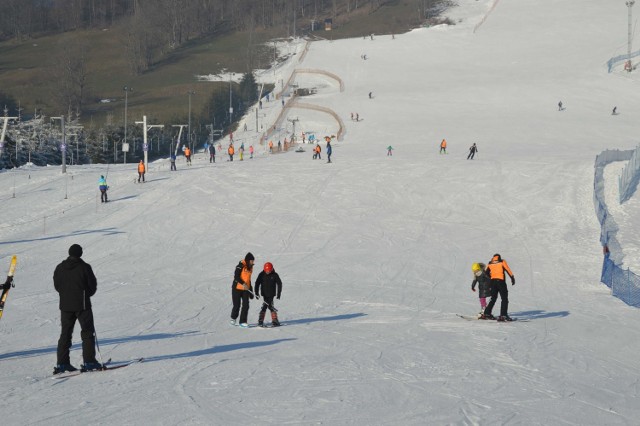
[263,262,274,273]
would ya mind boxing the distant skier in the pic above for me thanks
[53,244,101,374]
[558,101,563,111]
[612,106,617,115]
[369,92,373,99]
[313,144,321,160]
[326,139,332,163]
[228,143,234,161]
[483,254,516,322]
[467,143,478,160]
[230,252,255,328]
[137,160,145,183]
[387,146,393,156]
[170,153,177,171]
[249,145,254,159]
[98,175,108,203]
[471,263,491,319]
[254,262,283,327]
[440,139,447,154]
[209,143,216,163]
[184,146,192,165]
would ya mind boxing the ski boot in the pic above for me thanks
[271,311,280,327]
[81,361,104,372]
[258,311,266,327]
[53,363,78,375]
[239,323,249,328]
[484,314,496,320]
[497,315,513,322]
[229,318,237,326]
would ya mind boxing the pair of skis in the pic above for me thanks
[53,358,144,379]
[0,256,18,321]
[457,314,526,322]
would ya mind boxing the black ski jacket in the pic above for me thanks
[254,270,282,299]
[471,270,491,298]
[53,256,97,312]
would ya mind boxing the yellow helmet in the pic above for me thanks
[471,263,482,272]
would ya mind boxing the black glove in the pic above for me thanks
[471,285,476,292]
[511,276,515,286]
[276,295,280,300]
[3,277,13,290]
[249,293,254,300]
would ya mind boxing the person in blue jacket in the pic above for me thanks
[98,175,108,203]
[326,139,333,163]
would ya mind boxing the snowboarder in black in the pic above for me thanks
[53,244,101,373]
[254,262,282,327]
[467,143,478,160]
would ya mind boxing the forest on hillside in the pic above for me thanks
[0,0,443,44]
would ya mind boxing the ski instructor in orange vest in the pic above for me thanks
[483,254,515,321]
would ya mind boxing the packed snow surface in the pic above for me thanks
[2,0,640,424]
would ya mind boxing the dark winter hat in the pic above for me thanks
[245,252,255,262]
[493,253,501,261]
[69,244,83,258]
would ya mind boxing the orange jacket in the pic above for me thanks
[234,260,253,291]
[486,255,514,281]
[315,145,321,153]
[184,147,191,157]
[138,162,145,173]
[440,139,447,148]
[228,145,235,155]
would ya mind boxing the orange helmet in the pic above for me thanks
[263,262,273,273]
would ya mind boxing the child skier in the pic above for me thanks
[471,263,491,319]
[254,262,283,327]
[387,146,393,156]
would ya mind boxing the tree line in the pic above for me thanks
[0,0,399,43]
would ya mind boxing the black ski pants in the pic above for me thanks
[259,296,277,313]
[57,309,97,365]
[100,190,108,202]
[485,279,509,317]
[231,287,251,324]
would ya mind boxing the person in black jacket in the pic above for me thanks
[53,244,100,374]
[471,262,491,319]
[254,262,283,327]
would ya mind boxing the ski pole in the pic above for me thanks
[241,282,278,312]
[94,330,105,367]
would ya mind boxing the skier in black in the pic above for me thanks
[254,262,283,327]
[209,143,216,163]
[467,143,478,160]
[53,244,101,373]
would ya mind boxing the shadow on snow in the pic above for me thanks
[0,331,201,360]
[511,310,570,320]
[142,338,297,363]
